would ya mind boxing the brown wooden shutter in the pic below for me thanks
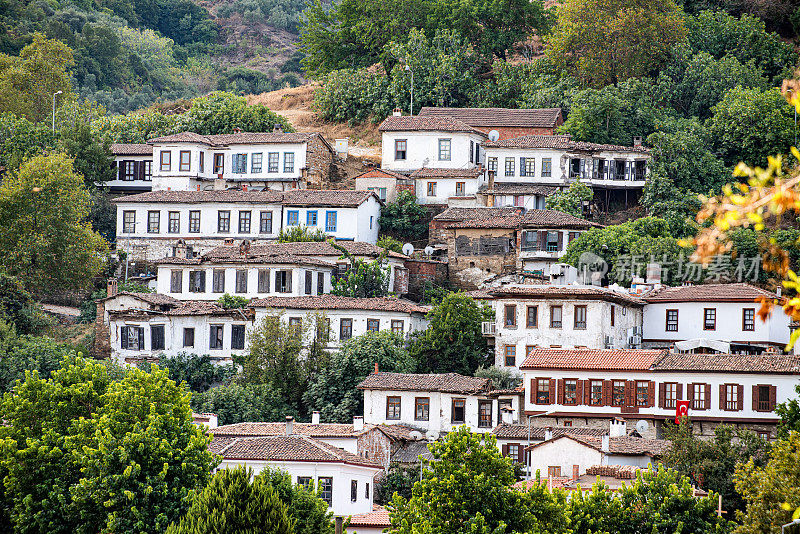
[286,270,292,292]
[648,381,655,407]
[530,379,536,404]
[576,380,584,405]
[502,444,509,456]
[516,443,524,464]
[770,385,777,410]
[557,232,563,251]
[719,384,726,411]
[538,231,547,251]
[557,379,565,404]
[602,380,612,406]
[737,384,744,411]
[677,383,683,400]
[549,379,556,404]
[752,385,759,411]
[703,384,711,411]
[687,383,694,402]
[658,382,666,409]
[582,380,591,405]
[118,161,125,180]
[625,380,635,407]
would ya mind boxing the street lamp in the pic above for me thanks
[782,518,800,534]
[404,65,414,116]
[52,90,63,133]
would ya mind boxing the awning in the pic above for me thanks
[673,338,730,353]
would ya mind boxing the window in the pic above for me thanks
[143,160,152,180]
[487,157,497,172]
[297,477,312,489]
[231,325,245,350]
[704,308,716,330]
[238,211,251,233]
[426,182,437,197]
[391,320,404,334]
[754,385,772,411]
[307,211,318,226]
[209,325,223,350]
[478,400,492,428]
[548,466,561,478]
[340,318,352,340]
[284,152,294,173]
[367,318,379,332]
[123,210,136,233]
[288,317,302,332]
[395,139,407,160]
[415,397,429,421]
[743,308,755,331]
[199,152,204,173]
[438,138,451,160]
[610,305,615,327]
[521,231,538,252]
[251,153,263,173]
[451,398,465,424]
[217,211,231,233]
[504,157,515,177]
[589,380,603,405]
[536,379,551,404]
[256,269,270,293]
[189,270,206,293]
[507,444,521,463]
[368,187,387,201]
[325,211,337,232]
[120,326,144,350]
[455,182,465,196]
[168,211,180,233]
[664,382,677,409]
[170,270,182,293]
[724,384,739,411]
[213,269,225,293]
[564,379,578,405]
[550,306,562,328]
[504,305,517,327]
[179,150,190,172]
[287,210,299,226]
[541,158,552,178]
[318,477,333,506]
[147,211,160,233]
[612,380,626,406]
[666,309,678,331]
[151,325,165,351]
[351,480,358,502]
[160,150,171,171]
[121,160,136,180]
[574,305,587,329]
[386,396,401,420]
[268,152,279,173]
[233,153,247,174]
[183,328,194,348]
[317,272,325,295]
[526,306,538,328]
[275,270,291,293]
[188,211,200,233]
[636,381,650,407]
[524,157,535,177]
[691,383,707,410]
[470,140,474,163]
[365,483,370,499]
[504,345,516,366]
[213,153,224,174]
[546,231,560,252]
[260,211,272,234]
[757,431,771,440]
[235,270,247,293]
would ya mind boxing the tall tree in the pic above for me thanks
[0,153,109,295]
[377,191,428,243]
[330,242,390,298]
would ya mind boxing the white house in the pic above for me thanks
[642,283,790,354]
[487,285,646,369]
[358,372,522,436]
[147,129,333,191]
[210,418,383,517]
[108,143,154,194]
[492,423,606,466]
[348,508,392,534]
[518,347,800,438]
[379,113,486,205]
[114,189,382,261]
[482,134,650,212]
[354,168,412,203]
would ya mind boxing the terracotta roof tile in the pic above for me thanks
[492,424,606,439]
[489,285,645,306]
[197,241,407,261]
[391,441,433,463]
[211,435,383,468]
[250,296,430,314]
[653,352,800,374]
[433,207,522,221]
[111,143,153,156]
[418,107,562,129]
[643,283,777,303]
[569,435,671,456]
[213,422,363,438]
[409,167,482,178]
[484,183,559,196]
[348,507,392,528]
[156,253,335,268]
[280,189,377,207]
[378,115,487,136]
[98,291,179,305]
[357,372,490,394]
[148,131,318,146]
[113,189,376,207]
[444,209,598,230]
[354,168,410,181]
[520,349,668,371]
[484,134,650,153]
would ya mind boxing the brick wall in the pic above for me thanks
[404,259,448,300]
[357,429,394,470]
[93,299,111,358]
[490,126,557,140]
[306,135,334,186]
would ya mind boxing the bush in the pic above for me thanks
[217,293,250,309]
[313,68,391,124]
[277,225,328,243]
[191,383,297,426]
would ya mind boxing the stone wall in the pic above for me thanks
[357,429,394,470]
[445,228,518,290]
[306,135,334,186]
[404,259,448,300]
[116,236,275,262]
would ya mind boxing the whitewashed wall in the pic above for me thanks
[381,131,484,173]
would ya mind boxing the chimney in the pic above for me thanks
[207,413,218,429]
[312,411,320,425]
[609,418,626,438]
[174,241,188,259]
[107,278,118,298]
[242,184,248,192]
[633,136,642,147]
[601,434,610,453]
[544,427,553,441]
[353,416,364,432]
[273,123,284,134]
[572,464,580,480]
[501,406,513,425]
[285,415,294,436]
[374,362,379,374]
[233,127,242,134]
[196,184,200,191]
[392,108,402,117]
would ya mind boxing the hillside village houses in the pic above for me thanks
[108,143,154,194]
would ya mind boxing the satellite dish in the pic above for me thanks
[635,420,649,435]
[424,246,434,256]
[408,430,423,441]
[488,130,500,142]
[402,243,414,256]
[425,430,440,441]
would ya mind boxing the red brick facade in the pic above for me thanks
[404,258,449,300]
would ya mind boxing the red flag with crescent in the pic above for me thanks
[675,400,690,423]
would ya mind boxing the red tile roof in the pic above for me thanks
[489,285,645,306]
[348,507,391,528]
[111,143,153,156]
[432,207,522,221]
[484,183,560,196]
[113,189,377,207]
[98,291,179,305]
[418,107,562,128]
[653,353,800,374]
[520,349,669,371]
[492,424,606,439]
[444,209,598,230]
[378,115,487,136]
[357,372,491,394]
[211,435,382,468]
[643,283,778,303]
[280,189,377,207]
[409,167,482,178]
[484,134,650,153]
[249,296,430,314]
[148,131,321,146]
[567,435,671,456]
[199,241,408,261]
[213,422,364,438]
[354,168,410,181]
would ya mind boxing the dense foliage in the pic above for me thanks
[330,243,390,298]
[377,191,429,243]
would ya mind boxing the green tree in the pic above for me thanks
[0,356,217,533]
[303,331,416,422]
[0,153,109,295]
[165,466,294,534]
[0,113,55,169]
[545,0,686,87]
[191,383,297,426]
[0,274,45,334]
[330,242,390,298]
[217,293,250,309]
[474,365,522,390]
[662,421,769,514]
[377,235,403,254]
[544,181,592,217]
[277,225,329,243]
[256,468,335,534]
[410,292,494,375]
[388,427,569,534]
[179,91,293,135]
[776,384,800,439]
[639,172,701,238]
[58,121,115,186]
[708,86,795,167]
[147,352,236,393]
[375,463,421,505]
[378,191,428,243]
[312,68,391,124]
[0,325,73,392]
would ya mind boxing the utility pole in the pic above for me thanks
[52,90,62,133]
[405,65,414,115]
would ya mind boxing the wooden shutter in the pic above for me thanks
[719,384,726,411]
[515,443,524,464]
[538,231,547,251]
[703,384,711,411]
[687,383,694,402]
[117,161,125,180]
[549,379,556,404]
[120,327,128,349]
[752,385,759,411]
[286,270,292,293]
[737,384,744,411]
[658,382,666,408]
[556,232,563,251]
[677,383,683,400]
[602,380,612,406]
[137,328,145,350]
[582,380,591,405]
[648,381,655,407]
[770,385,777,410]
[519,157,526,177]
[557,379,565,404]
[576,380,584,405]
[625,380,635,407]
[502,444,509,456]
[530,379,536,404]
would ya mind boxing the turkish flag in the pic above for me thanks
[675,400,690,424]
